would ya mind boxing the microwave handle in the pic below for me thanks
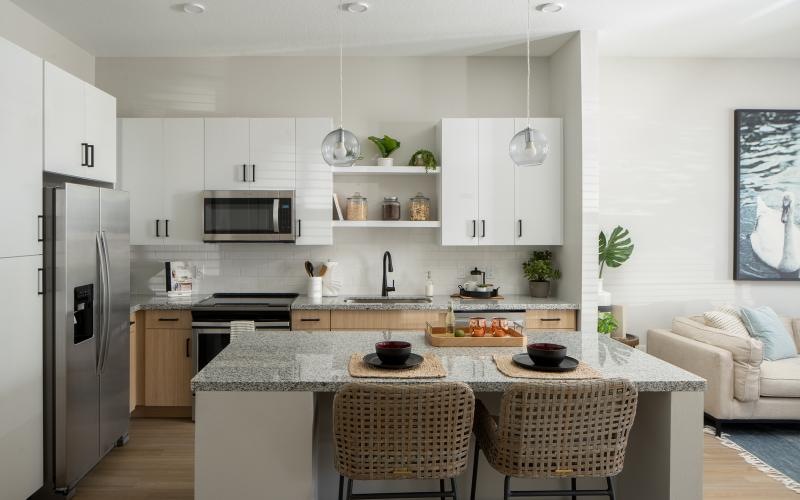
[273,199,280,233]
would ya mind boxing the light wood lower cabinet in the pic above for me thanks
[144,328,193,407]
[525,309,578,331]
[292,310,331,330]
[330,310,446,330]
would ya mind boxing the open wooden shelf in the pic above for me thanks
[332,220,441,228]
[332,166,440,175]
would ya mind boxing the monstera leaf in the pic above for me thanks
[368,135,400,158]
[599,225,634,278]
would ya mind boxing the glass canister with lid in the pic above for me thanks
[408,192,431,221]
[382,196,401,221]
[346,192,368,221]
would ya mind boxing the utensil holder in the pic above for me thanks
[307,277,323,299]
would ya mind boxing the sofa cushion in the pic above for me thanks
[704,310,749,338]
[740,306,797,361]
[672,316,762,402]
[760,358,800,398]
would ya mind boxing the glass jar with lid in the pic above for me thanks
[408,192,431,221]
[346,192,368,221]
[382,196,401,221]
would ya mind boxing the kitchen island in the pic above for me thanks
[192,331,705,500]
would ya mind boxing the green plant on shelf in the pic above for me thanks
[522,250,561,282]
[408,149,438,173]
[597,312,619,335]
[368,135,401,158]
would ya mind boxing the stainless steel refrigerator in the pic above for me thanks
[40,183,130,496]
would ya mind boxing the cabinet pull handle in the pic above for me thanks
[472,220,476,238]
[165,219,170,238]
[540,318,562,322]
[37,268,44,295]
[158,317,180,322]
[38,215,44,242]
[155,219,160,237]
[242,164,247,182]
[88,144,95,167]
[300,318,321,322]
[297,219,302,238]
[481,219,486,238]
[186,338,191,358]
[81,143,88,166]
[518,219,522,238]
[251,164,256,182]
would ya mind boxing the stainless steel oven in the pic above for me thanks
[203,190,295,242]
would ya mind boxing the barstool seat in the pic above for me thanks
[470,379,638,500]
[333,382,475,500]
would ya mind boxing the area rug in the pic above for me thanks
[705,423,800,493]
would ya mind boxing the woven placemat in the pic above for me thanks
[348,353,447,379]
[493,355,602,379]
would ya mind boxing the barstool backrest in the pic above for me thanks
[496,379,638,478]
[229,320,255,342]
[333,382,475,480]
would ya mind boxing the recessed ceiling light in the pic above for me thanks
[536,2,564,13]
[341,2,369,14]
[182,2,206,14]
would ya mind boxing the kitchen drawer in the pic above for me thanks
[291,310,331,330]
[331,310,446,330]
[525,309,577,331]
[145,309,192,330]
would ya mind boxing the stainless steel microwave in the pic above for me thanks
[203,190,295,242]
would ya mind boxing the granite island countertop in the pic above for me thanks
[291,295,579,311]
[191,330,705,393]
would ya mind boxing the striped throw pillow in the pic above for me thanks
[704,310,750,338]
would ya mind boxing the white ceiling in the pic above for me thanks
[11,0,800,58]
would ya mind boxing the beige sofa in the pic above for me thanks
[648,315,800,435]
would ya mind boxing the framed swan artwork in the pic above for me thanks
[734,109,800,281]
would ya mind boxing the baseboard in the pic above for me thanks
[131,405,192,418]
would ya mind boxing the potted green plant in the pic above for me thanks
[597,312,619,336]
[522,250,561,298]
[408,149,438,173]
[368,135,401,167]
[598,225,634,306]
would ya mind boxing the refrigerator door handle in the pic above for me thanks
[98,231,112,373]
[95,233,107,373]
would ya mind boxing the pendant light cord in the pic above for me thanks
[338,0,344,129]
[526,0,532,128]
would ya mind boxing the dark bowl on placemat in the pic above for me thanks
[527,343,567,367]
[375,341,412,365]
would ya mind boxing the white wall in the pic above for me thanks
[599,57,800,341]
[0,0,94,82]
[96,55,552,162]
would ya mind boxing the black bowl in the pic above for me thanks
[375,341,412,365]
[527,343,567,367]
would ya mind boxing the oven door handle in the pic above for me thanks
[273,198,280,233]
[192,321,291,331]
[192,328,232,335]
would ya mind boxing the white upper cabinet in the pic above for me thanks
[44,62,117,183]
[295,118,333,245]
[478,119,515,246]
[119,118,204,245]
[439,117,563,246]
[0,38,43,258]
[439,119,479,246]
[204,118,250,190]
[163,119,205,244]
[513,118,563,245]
[205,118,296,190]
[251,118,295,190]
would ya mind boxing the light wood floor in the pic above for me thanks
[72,419,796,499]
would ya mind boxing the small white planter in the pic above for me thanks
[377,157,393,167]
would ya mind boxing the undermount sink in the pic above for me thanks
[343,296,433,304]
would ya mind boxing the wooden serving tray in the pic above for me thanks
[425,323,526,347]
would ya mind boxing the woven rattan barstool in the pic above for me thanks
[333,382,475,500]
[470,379,638,500]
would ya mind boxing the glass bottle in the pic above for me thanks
[445,300,456,334]
[425,271,434,297]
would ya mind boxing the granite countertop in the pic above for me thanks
[191,330,705,393]
[130,293,210,313]
[291,295,579,311]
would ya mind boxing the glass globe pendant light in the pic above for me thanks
[509,0,549,167]
[321,0,360,167]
